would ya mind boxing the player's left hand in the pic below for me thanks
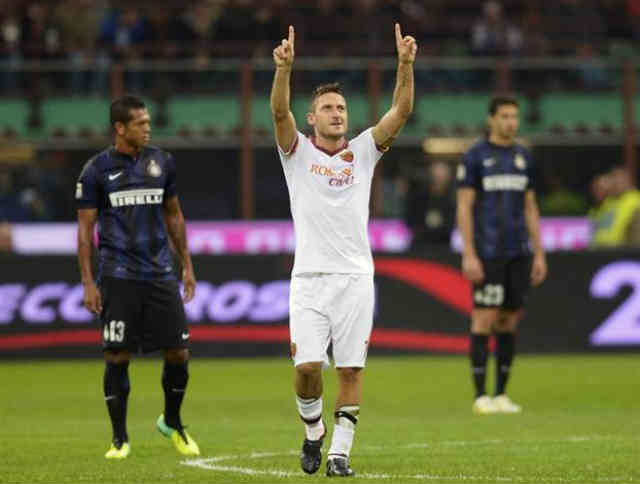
[530,251,547,286]
[395,23,417,64]
[182,268,196,303]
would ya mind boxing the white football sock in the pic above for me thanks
[328,405,359,458]
[296,396,325,440]
[328,423,355,458]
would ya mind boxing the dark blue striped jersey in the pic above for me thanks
[75,145,178,281]
[457,139,535,259]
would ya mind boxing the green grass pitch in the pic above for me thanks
[2,355,638,483]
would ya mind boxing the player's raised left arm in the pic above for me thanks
[372,23,417,151]
[164,195,195,302]
[524,190,547,286]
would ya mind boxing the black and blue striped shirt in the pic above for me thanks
[457,139,535,259]
[75,145,178,281]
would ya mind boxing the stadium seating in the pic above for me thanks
[41,97,111,136]
[0,92,631,139]
[0,99,30,137]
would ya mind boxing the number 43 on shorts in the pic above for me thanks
[104,320,125,342]
[474,284,505,306]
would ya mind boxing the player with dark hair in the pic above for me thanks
[271,25,416,476]
[76,95,200,458]
[457,95,547,415]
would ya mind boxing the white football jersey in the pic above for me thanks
[277,128,385,275]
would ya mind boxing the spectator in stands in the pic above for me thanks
[99,6,148,91]
[575,42,611,90]
[0,3,22,93]
[406,160,456,248]
[99,6,148,59]
[214,0,282,57]
[590,170,613,207]
[381,160,408,218]
[349,0,393,57]
[591,166,640,247]
[21,2,65,92]
[177,0,221,50]
[30,150,69,221]
[545,0,606,55]
[54,0,108,94]
[471,1,523,56]
[302,0,352,56]
[21,2,63,61]
[520,0,549,56]
[0,169,47,222]
[540,172,588,216]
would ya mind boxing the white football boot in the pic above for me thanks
[472,395,498,415]
[493,395,522,414]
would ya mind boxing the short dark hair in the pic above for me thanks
[110,95,146,127]
[310,82,344,111]
[488,95,519,115]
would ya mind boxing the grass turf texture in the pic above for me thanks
[2,355,638,483]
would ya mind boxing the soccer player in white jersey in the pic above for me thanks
[270,24,416,477]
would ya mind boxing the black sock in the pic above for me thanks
[470,334,489,399]
[162,362,189,429]
[495,332,515,396]
[103,361,130,443]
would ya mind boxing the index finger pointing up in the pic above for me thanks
[395,23,402,43]
[288,25,295,48]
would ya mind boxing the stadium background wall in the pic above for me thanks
[49,144,622,221]
[1,249,639,358]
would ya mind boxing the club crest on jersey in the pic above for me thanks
[147,159,162,177]
[483,157,496,167]
[514,154,526,170]
[340,150,354,163]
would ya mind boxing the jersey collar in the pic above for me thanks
[110,145,146,163]
[309,135,349,156]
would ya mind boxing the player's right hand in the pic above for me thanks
[83,282,103,314]
[462,253,484,283]
[273,25,295,68]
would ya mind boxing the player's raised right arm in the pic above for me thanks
[270,25,297,153]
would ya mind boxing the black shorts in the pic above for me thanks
[100,276,188,353]
[473,256,531,310]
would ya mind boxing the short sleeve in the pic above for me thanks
[365,128,385,166]
[75,161,100,209]
[456,150,480,189]
[350,128,385,169]
[276,132,302,161]
[165,153,178,199]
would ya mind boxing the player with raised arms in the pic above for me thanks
[270,24,416,476]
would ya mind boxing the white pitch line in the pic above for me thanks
[181,435,631,482]
[184,460,632,483]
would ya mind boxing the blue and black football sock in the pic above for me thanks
[104,361,130,443]
[495,332,515,396]
[470,333,489,398]
[162,361,189,430]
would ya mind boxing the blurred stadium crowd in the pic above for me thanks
[0,0,638,64]
[0,0,639,251]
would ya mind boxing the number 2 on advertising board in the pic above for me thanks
[589,261,640,345]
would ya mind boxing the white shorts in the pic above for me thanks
[289,273,374,368]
